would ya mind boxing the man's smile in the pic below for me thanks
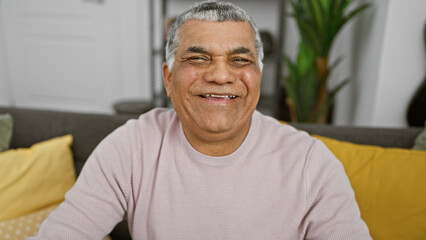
[199,94,237,100]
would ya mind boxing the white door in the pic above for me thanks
[1,0,149,114]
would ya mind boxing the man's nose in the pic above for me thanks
[203,60,236,84]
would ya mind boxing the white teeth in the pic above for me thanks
[204,94,236,99]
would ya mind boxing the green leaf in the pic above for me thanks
[295,18,321,56]
[332,0,344,18]
[288,0,302,18]
[340,3,371,29]
[318,0,330,41]
[283,57,299,99]
[341,0,354,15]
[306,0,324,36]
[296,41,315,76]
[283,58,296,85]
[319,0,331,14]
[283,45,318,122]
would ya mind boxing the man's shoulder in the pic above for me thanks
[137,107,177,126]
[110,108,178,142]
[254,111,308,138]
[252,111,317,151]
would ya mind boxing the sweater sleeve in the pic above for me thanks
[29,122,135,240]
[302,140,371,240]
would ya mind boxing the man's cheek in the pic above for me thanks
[240,70,260,86]
[177,63,203,78]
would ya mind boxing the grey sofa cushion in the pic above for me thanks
[0,107,133,174]
[412,121,426,150]
[0,113,13,152]
[291,122,423,149]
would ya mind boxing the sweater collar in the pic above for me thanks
[178,111,260,167]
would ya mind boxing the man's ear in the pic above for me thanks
[162,62,172,97]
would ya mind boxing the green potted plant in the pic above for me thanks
[284,0,370,123]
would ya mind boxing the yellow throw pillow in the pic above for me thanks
[0,203,113,240]
[0,135,76,222]
[314,135,426,240]
[0,203,59,239]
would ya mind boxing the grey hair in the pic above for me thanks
[165,0,264,71]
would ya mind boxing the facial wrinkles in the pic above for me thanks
[182,46,256,75]
[170,24,262,71]
[189,63,247,99]
[177,54,244,95]
[174,22,259,100]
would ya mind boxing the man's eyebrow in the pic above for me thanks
[184,46,255,57]
[229,47,254,57]
[184,46,209,54]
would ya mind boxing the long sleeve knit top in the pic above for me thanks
[30,108,371,240]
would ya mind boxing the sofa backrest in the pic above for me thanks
[2,107,422,171]
[291,122,422,149]
[0,107,134,175]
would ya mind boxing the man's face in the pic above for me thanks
[163,20,262,154]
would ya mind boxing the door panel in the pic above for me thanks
[2,0,125,113]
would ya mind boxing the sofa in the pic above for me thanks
[0,106,424,240]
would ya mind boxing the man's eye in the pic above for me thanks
[231,58,251,67]
[188,56,208,62]
[233,58,249,62]
[186,56,210,66]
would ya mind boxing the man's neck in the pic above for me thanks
[182,120,252,157]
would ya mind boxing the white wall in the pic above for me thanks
[0,1,13,106]
[333,0,391,126]
[117,0,152,101]
[0,31,10,106]
[347,0,426,127]
[370,0,426,127]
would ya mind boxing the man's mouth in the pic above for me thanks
[200,94,237,100]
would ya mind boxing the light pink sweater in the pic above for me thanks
[31,108,371,240]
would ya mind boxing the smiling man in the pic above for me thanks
[31,1,371,239]
[163,19,261,156]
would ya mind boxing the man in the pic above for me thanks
[31,1,371,239]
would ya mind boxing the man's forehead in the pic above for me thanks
[177,20,257,53]
[179,19,255,36]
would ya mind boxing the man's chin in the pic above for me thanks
[195,114,249,135]
[199,121,235,134]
